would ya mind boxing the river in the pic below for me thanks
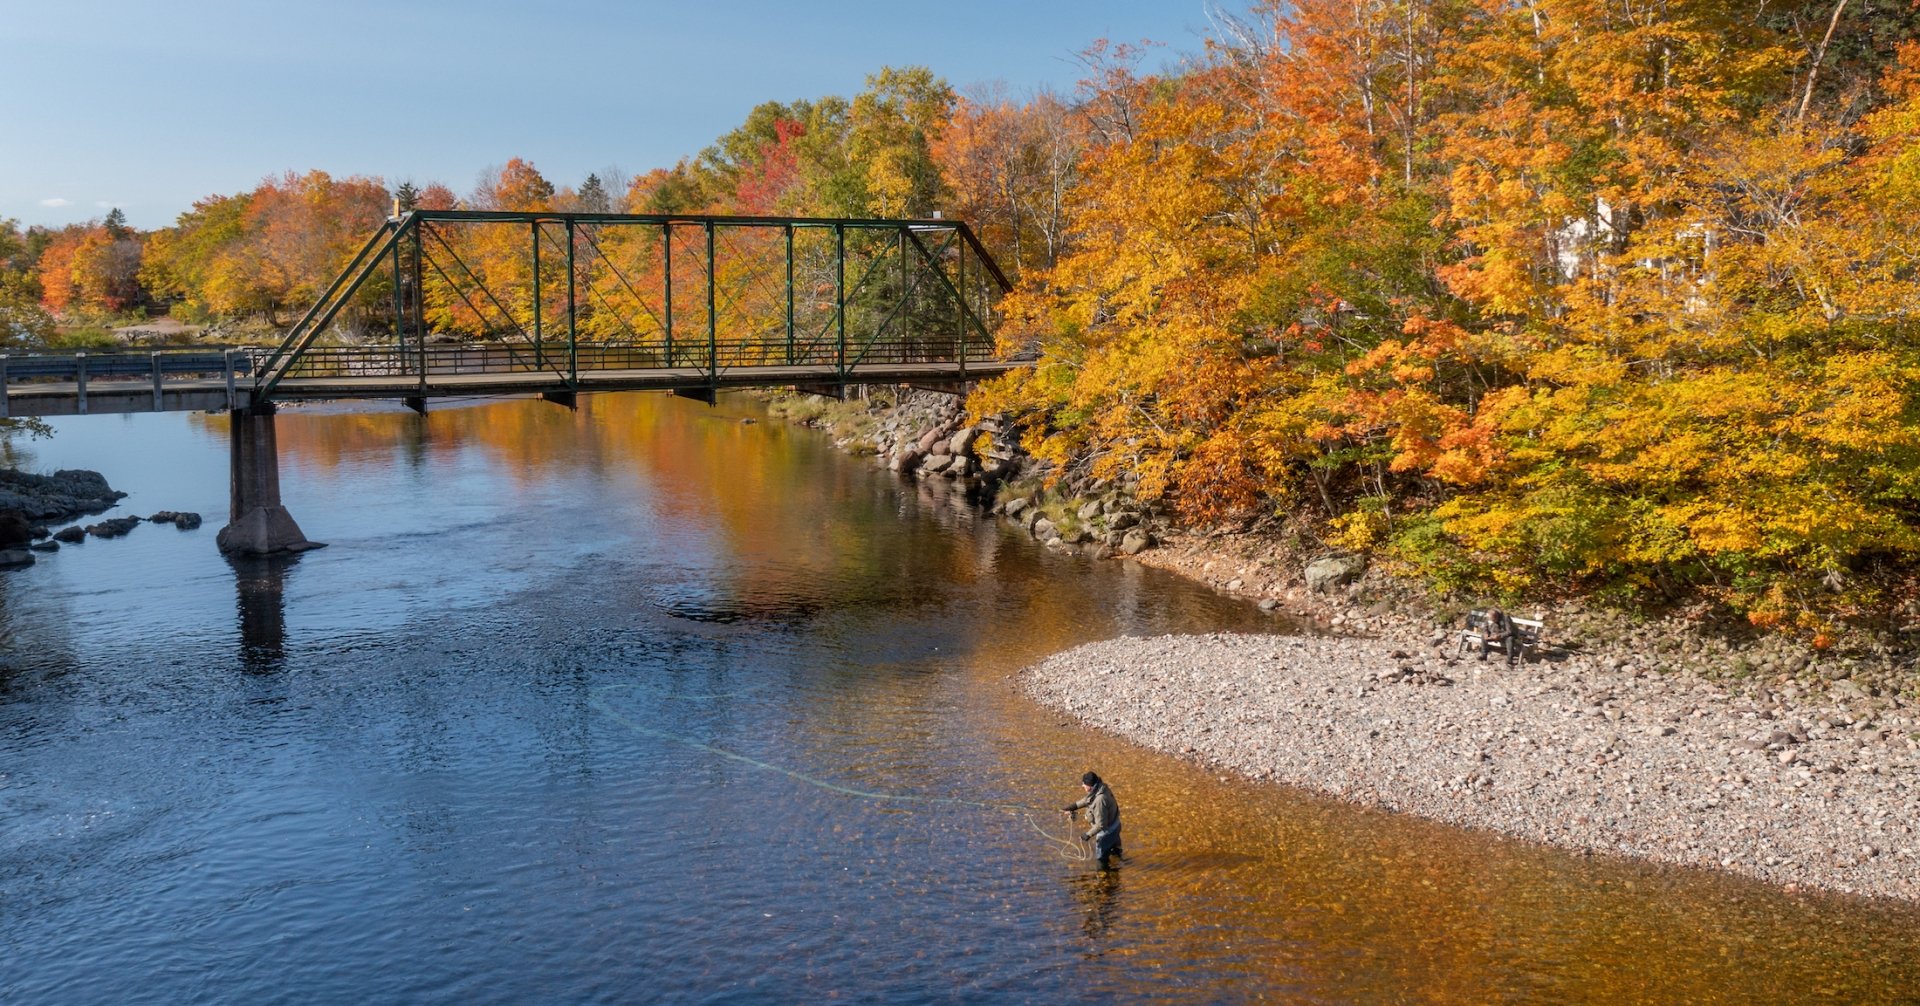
[3,394,1918,1003]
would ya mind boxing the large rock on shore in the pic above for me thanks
[0,469,126,524]
[0,510,32,548]
[1305,553,1367,592]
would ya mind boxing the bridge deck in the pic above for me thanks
[3,359,1025,418]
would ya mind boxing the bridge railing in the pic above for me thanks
[270,331,1000,384]
[1,348,263,380]
[0,348,267,415]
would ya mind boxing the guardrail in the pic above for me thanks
[0,348,265,416]
[272,334,1000,383]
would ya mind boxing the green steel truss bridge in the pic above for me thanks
[4,209,1018,418]
[3,210,1021,554]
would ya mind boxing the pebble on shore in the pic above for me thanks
[1023,632,1920,902]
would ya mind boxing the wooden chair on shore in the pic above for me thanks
[1456,609,1545,663]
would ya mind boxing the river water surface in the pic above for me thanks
[4,394,1919,1003]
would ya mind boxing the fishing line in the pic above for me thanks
[655,684,773,701]
[590,683,1089,861]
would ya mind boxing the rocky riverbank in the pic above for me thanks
[0,468,128,565]
[0,469,203,567]
[766,388,1173,556]
[0,468,126,527]
[1023,632,1920,901]
[770,386,1919,687]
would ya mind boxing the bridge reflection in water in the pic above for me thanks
[229,554,294,675]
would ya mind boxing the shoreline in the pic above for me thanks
[766,386,1920,900]
[1021,632,1920,902]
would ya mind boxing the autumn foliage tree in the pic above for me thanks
[937,86,1083,276]
[0,218,53,345]
[973,1,1920,638]
[142,171,389,325]
[36,211,144,316]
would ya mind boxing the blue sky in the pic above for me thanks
[1,0,1222,230]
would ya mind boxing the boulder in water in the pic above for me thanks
[85,517,143,540]
[148,511,204,530]
[0,469,127,523]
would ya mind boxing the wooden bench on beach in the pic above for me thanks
[1456,609,1546,663]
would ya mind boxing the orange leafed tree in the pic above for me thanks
[973,0,1920,635]
[36,219,143,315]
[936,86,1084,277]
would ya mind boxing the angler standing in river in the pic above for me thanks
[1064,771,1122,869]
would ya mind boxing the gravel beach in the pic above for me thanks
[1023,632,1920,901]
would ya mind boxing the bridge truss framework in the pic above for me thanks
[255,209,1015,407]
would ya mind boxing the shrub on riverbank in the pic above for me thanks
[763,389,897,454]
[45,325,119,350]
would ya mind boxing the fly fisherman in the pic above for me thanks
[1063,771,1122,869]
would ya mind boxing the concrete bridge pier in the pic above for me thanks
[216,404,325,556]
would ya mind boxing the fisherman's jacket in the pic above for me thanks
[1072,783,1120,840]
